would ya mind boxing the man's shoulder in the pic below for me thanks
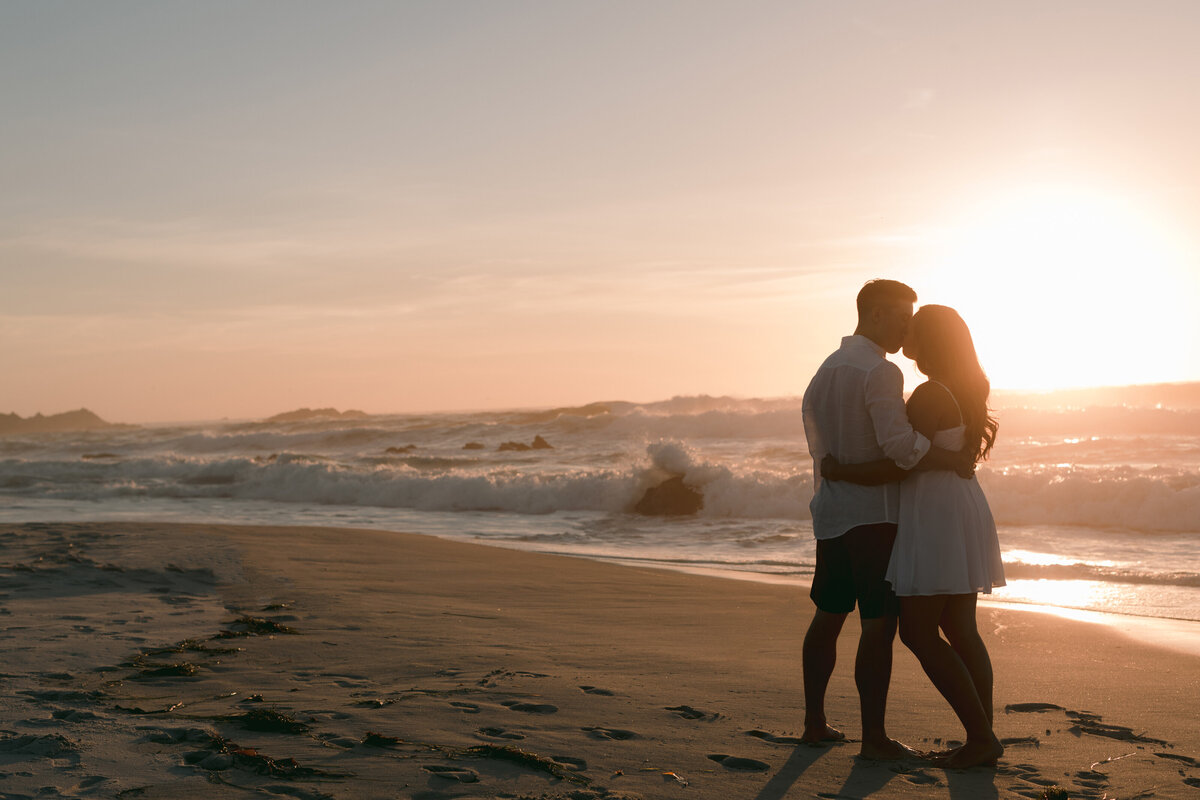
[814,342,889,376]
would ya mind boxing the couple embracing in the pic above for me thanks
[800,279,1005,769]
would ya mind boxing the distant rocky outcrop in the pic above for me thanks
[0,409,122,435]
[462,442,486,450]
[264,408,369,423]
[498,435,554,452]
[634,476,703,516]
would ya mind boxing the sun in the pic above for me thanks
[918,183,1198,391]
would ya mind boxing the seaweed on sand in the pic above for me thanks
[187,733,349,779]
[135,662,200,678]
[215,616,299,637]
[217,707,311,735]
[143,638,243,657]
[461,744,590,785]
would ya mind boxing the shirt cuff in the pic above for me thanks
[894,433,932,470]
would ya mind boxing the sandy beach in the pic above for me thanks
[1,521,1197,799]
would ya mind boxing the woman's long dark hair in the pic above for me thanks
[910,305,999,462]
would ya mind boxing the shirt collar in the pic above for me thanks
[843,334,886,357]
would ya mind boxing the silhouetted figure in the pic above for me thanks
[800,280,970,761]
[823,304,1005,768]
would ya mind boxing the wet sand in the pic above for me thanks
[0,521,1197,799]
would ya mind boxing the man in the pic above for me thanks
[800,279,966,759]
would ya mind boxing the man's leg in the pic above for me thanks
[856,613,912,759]
[845,522,912,760]
[802,608,848,741]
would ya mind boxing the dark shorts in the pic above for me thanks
[810,522,899,619]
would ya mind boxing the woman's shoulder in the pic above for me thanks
[909,380,955,402]
[906,380,961,427]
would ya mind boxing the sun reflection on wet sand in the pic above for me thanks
[992,577,1123,611]
[983,581,1200,658]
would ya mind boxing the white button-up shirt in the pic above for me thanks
[802,335,931,540]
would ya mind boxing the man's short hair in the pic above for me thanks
[856,279,917,318]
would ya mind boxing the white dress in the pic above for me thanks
[885,384,1006,597]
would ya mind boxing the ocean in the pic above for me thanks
[3,389,1199,629]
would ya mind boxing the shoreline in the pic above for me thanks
[375,534,1200,657]
[1,520,1197,798]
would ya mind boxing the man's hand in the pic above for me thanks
[954,450,976,479]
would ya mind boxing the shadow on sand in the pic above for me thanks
[752,744,839,800]
[753,742,1000,799]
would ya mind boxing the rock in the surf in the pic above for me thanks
[634,476,703,516]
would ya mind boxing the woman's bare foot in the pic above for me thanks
[800,722,845,744]
[859,737,921,761]
[938,737,1003,769]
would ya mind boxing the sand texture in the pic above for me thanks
[0,521,1197,799]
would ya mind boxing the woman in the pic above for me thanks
[824,304,1005,768]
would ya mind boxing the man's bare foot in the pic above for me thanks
[937,737,1003,769]
[859,737,921,761]
[800,723,845,744]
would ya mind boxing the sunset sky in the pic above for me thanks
[4,1,1200,422]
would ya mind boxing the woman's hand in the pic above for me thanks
[820,454,843,481]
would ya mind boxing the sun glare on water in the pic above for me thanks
[921,184,1197,392]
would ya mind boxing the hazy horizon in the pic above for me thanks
[8,377,1200,427]
[5,2,1200,422]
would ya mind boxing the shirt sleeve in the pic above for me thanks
[864,361,931,470]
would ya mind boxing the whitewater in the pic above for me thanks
[2,392,1199,624]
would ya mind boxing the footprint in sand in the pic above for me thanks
[579,685,616,696]
[1065,710,1169,745]
[666,705,721,721]
[355,697,397,708]
[478,727,525,741]
[0,733,80,759]
[583,726,637,741]
[1005,702,1064,713]
[899,769,941,786]
[502,700,558,714]
[450,702,481,714]
[1155,752,1200,768]
[745,729,807,746]
[551,756,588,771]
[423,764,480,783]
[708,754,770,772]
[1072,769,1109,790]
[67,776,107,793]
[1001,735,1041,747]
[52,709,100,723]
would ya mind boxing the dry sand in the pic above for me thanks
[0,521,1197,799]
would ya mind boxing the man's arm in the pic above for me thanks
[821,446,973,485]
[821,454,906,485]
[863,363,930,470]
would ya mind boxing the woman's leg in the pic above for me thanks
[939,593,994,726]
[899,594,1003,767]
